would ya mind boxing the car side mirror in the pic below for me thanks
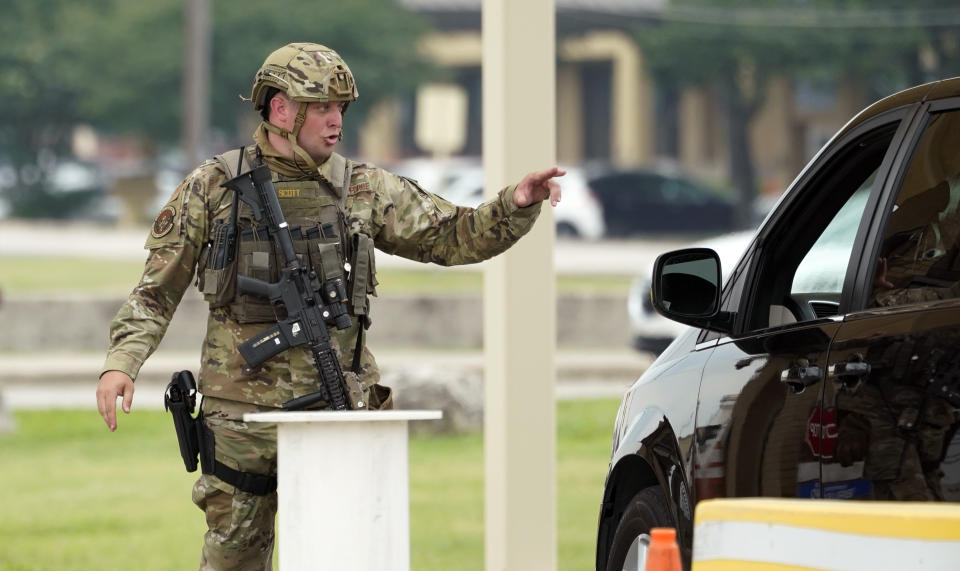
[651,248,731,333]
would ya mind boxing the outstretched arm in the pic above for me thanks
[372,164,566,266]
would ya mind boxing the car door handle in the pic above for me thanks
[780,365,822,393]
[828,360,871,392]
[828,361,871,378]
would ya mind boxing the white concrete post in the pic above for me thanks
[243,410,442,571]
[482,0,557,569]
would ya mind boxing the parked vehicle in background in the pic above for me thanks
[382,156,480,198]
[627,230,754,354]
[0,159,118,221]
[389,158,606,240]
[596,77,960,570]
[587,167,738,237]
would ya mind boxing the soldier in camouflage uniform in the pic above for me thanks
[95,42,564,570]
[834,333,958,501]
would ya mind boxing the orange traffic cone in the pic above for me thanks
[646,527,682,571]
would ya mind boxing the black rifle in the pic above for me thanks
[222,164,353,410]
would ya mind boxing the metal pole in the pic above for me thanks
[182,0,210,167]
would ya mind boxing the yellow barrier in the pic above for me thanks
[692,498,960,571]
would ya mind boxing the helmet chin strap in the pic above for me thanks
[262,101,320,176]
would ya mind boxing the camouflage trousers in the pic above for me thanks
[192,397,279,571]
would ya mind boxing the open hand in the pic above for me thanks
[96,370,135,431]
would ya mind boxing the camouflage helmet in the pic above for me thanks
[251,42,358,111]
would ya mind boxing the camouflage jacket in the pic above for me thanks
[102,138,542,409]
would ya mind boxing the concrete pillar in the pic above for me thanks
[556,63,583,164]
[679,88,709,168]
[608,34,650,167]
[750,76,796,196]
[679,87,728,183]
[358,99,402,163]
[243,410,442,571]
[482,0,557,569]
[560,31,652,167]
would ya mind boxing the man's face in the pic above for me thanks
[295,100,345,163]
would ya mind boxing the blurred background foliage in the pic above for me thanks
[2,0,430,144]
[3,0,960,223]
[0,0,432,216]
[638,0,960,226]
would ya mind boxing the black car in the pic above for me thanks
[587,168,736,237]
[596,77,960,570]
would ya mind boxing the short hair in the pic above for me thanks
[259,87,282,121]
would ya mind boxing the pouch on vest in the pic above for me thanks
[198,147,253,308]
[229,236,280,323]
[367,383,394,410]
[350,233,378,316]
[199,218,239,301]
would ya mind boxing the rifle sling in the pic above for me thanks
[352,319,365,373]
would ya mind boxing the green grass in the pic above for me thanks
[0,256,631,296]
[0,410,204,571]
[1,257,149,296]
[0,399,619,570]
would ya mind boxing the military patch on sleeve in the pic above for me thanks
[151,205,177,239]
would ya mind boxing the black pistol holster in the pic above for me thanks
[164,370,277,496]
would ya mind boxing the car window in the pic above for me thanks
[792,174,874,294]
[744,121,899,331]
[871,109,960,308]
[626,173,661,199]
[662,178,705,204]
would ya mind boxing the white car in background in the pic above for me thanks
[628,230,755,353]
[389,158,606,240]
[381,156,480,197]
[439,163,605,240]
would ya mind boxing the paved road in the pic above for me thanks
[0,219,693,275]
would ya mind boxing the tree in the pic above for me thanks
[637,1,958,229]
[0,0,105,214]
[209,0,433,147]
[0,0,433,217]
